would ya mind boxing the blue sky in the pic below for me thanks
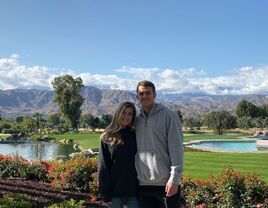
[0,0,268,95]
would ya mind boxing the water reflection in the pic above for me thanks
[0,141,78,161]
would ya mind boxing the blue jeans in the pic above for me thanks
[108,197,139,208]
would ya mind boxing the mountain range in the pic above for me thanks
[1,86,268,118]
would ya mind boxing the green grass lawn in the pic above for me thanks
[50,132,246,149]
[50,133,102,149]
[184,152,268,183]
[183,133,246,142]
[50,132,268,183]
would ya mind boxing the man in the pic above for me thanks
[135,80,184,208]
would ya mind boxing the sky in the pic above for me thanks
[0,0,268,95]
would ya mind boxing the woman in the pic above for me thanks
[98,102,139,208]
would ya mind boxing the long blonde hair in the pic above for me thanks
[100,102,136,145]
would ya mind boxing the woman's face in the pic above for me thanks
[119,106,134,127]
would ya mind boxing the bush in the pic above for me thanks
[48,199,85,208]
[0,193,34,208]
[214,167,247,207]
[0,154,52,182]
[181,166,268,208]
[1,154,267,207]
[0,154,29,179]
[182,176,218,206]
[25,161,51,181]
[242,172,268,207]
[48,156,98,192]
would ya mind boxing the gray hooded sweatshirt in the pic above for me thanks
[135,103,184,186]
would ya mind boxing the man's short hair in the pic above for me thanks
[136,80,156,95]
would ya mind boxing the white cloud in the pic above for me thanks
[79,72,137,90]
[0,54,75,90]
[0,54,268,95]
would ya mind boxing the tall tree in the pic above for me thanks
[47,112,62,127]
[16,116,24,123]
[236,100,264,118]
[237,116,252,129]
[80,113,94,128]
[33,112,45,134]
[260,104,268,117]
[100,114,113,128]
[176,109,183,122]
[19,117,36,136]
[207,111,233,135]
[51,75,85,130]
[183,117,196,131]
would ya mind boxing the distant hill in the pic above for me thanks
[157,93,268,118]
[1,86,268,118]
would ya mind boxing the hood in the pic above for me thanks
[140,103,166,117]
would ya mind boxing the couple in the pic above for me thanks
[98,80,184,208]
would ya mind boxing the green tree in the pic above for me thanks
[260,104,268,117]
[51,75,85,131]
[0,120,12,133]
[237,116,253,129]
[47,112,64,133]
[15,116,24,123]
[79,113,94,129]
[183,117,196,131]
[176,109,183,122]
[33,113,46,134]
[207,111,233,135]
[251,117,264,128]
[90,116,101,130]
[100,114,112,128]
[5,127,22,138]
[236,100,264,118]
[47,113,62,127]
[201,113,209,127]
[263,117,268,127]
[18,117,36,136]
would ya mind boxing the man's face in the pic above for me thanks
[137,86,155,109]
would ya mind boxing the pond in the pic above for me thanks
[0,141,79,161]
[186,140,259,152]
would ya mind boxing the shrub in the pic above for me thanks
[0,193,34,208]
[88,171,101,201]
[0,154,29,179]
[213,167,247,207]
[0,154,52,181]
[25,161,51,181]
[48,199,85,208]
[182,176,217,207]
[181,166,268,208]
[48,155,98,192]
[242,172,268,207]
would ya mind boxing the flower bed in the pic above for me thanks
[182,167,268,207]
[0,154,268,207]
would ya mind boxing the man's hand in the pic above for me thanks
[165,182,178,197]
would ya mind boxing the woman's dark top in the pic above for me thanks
[98,127,138,202]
